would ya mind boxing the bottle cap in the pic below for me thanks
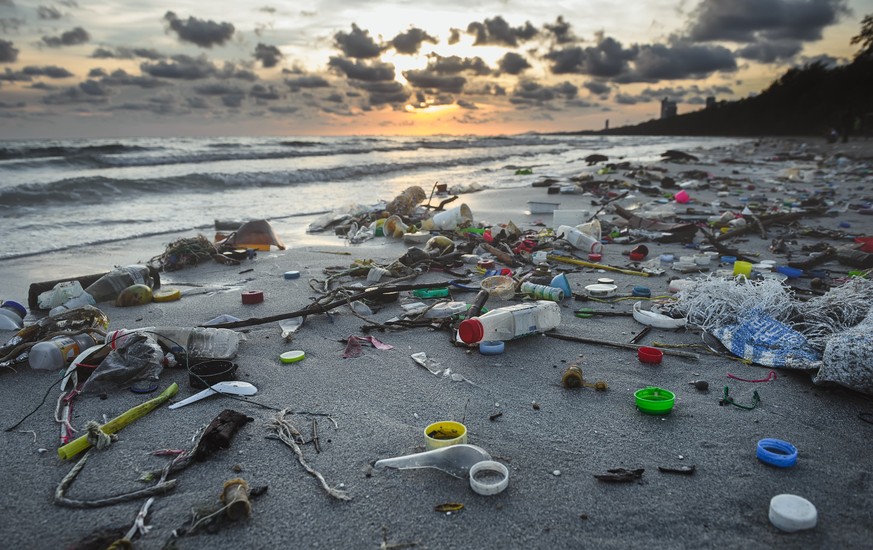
[756,438,798,468]
[458,319,484,344]
[284,271,301,280]
[769,494,817,532]
[1,300,26,319]
[279,350,305,363]
[242,290,264,304]
[469,460,509,496]
[478,340,505,355]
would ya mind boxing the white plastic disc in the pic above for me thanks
[769,494,817,532]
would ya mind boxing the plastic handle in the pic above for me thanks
[168,387,218,410]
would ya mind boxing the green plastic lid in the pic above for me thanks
[279,350,305,364]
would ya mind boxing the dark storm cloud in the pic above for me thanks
[390,27,438,55]
[254,43,283,68]
[1,40,20,63]
[328,56,395,81]
[544,16,575,44]
[403,69,466,93]
[426,54,491,75]
[583,80,612,96]
[634,41,737,80]
[466,16,537,47]
[735,40,803,62]
[91,47,164,60]
[333,24,382,59]
[42,26,89,47]
[163,11,235,48]
[37,5,62,19]
[545,35,637,77]
[79,79,108,96]
[353,80,409,106]
[141,56,217,79]
[510,80,577,105]
[22,65,73,78]
[284,75,330,90]
[687,0,849,43]
[250,83,280,100]
[497,52,531,75]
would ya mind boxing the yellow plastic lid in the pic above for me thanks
[152,288,182,302]
[279,350,305,363]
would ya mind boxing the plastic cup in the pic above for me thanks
[424,421,468,451]
[733,260,753,277]
[431,204,472,230]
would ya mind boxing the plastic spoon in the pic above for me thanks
[168,381,257,410]
[374,444,492,479]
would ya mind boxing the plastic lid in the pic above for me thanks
[769,494,817,532]
[279,350,305,363]
[152,289,181,302]
[479,341,505,355]
[284,271,301,280]
[469,460,510,496]
[1,300,26,319]
[458,319,484,344]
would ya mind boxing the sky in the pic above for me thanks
[0,0,871,138]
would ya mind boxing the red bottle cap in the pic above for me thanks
[242,290,264,304]
[458,318,484,344]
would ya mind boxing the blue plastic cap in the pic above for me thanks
[632,286,652,297]
[1,300,26,319]
[757,438,798,468]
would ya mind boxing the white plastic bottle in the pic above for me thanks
[458,301,562,344]
[84,265,154,303]
[29,333,100,371]
[0,300,26,330]
[105,326,240,360]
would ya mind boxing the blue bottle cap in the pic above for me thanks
[757,438,798,468]
[1,300,26,319]
[632,286,651,297]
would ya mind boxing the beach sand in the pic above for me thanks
[1,137,872,549]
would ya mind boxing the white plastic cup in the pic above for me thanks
[557,225,603,254]
[431,204,473,230]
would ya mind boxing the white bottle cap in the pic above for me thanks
[769,494,817,532]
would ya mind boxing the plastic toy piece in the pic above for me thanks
[168,381,258,410]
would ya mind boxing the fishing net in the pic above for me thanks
[148,235,220,272]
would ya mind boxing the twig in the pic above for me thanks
[545,332,699,359]
[311,418,321,454]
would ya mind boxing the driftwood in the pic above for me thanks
[545,332,700,359]
[193,409,254,461]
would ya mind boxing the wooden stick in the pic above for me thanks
[547,254,651,277]
[545,332,699,359]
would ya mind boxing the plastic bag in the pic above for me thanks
[79,333,165,394]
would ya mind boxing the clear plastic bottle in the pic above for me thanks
[84,265,155,303]
[28,333,100,371]
[0,300,26,330]
[105,326,240,361]
[458,301,562,344]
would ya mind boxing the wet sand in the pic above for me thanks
[1,136,872,549]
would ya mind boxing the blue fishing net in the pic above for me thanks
[711,309,822,369]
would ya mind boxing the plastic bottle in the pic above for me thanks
[458,301,562,344]
[105,326,240,361]
[84,265,155,303]
[28,333,100,371]
[0,300,27,330]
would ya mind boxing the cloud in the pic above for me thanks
[402,69,466,93]
[466,16,538,47]
[163,11,235,48]
[22,65,73,78]
[1,40,20,63]
[98,68,169,88]
[250,83,281,100]
[687,0,849,43]
[284,75,330,90]
[268,105,299,114]
[391,27,438,55]
[79,79,109,96]
[497,52,531,75]
[448,29,461,45]
[546,35,637,77]
[187,97,208,109]
[615,93,638,104]
[333,24,382,59]
[42,85,107,104]
[91,47,164,60]
[583,80,612,96]
[0,18,25,34]
[221,94,244,108]
[634,41,737,80]
[353,80,409,106]
[140,55,254,81]
[193,83,246,96]
[328,56,395,81]
[254,43,283,68]
[42,26,89,48]
[735,40,803,62]
[425,54,491,75]
[544,16,576,44]
[510,80,577,105]
[37,5,62,19]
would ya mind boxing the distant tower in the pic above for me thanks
[604,118,609,130]
[706,96,716,109]
[660,97,677,119]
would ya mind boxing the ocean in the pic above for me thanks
[0,134,744,260]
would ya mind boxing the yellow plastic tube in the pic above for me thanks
[57,382,179,460]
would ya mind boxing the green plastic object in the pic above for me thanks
[413,287,450,299]
[634,387,675,415]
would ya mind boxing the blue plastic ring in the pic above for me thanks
[479,340,505,355]
[632,286,651,297]
[756,438,798,468]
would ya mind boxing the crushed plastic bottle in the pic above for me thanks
[105,326,240,361]
[84,265,155,303]
[29,333,100,371]
[0,300,26,330]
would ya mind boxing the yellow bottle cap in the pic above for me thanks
[152,288,182,302]
[279,350,305,363]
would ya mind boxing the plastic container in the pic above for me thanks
[557,225,603,254]
[0,300,26,330]
[28,333,100,371]
[733,260,753,277]
[424,421,468,451]
[105,326,240,361]
[84,265,155,303]
[520,281,564,302]
[458,301,561,344]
